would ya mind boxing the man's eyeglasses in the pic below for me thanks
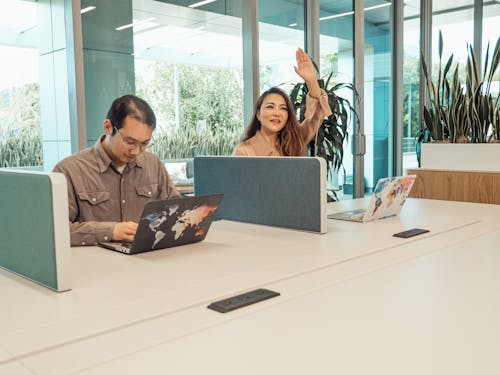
[113,126,154,150]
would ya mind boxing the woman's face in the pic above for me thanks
[257,93,289,136]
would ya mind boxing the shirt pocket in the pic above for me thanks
[76,191,112,222]
[78,191,111,205]
[135,183,159,199]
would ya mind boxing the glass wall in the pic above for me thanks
[79,0,244,159]
[364,0,393,192]
[402,0,420,172]
[316,0,394,198]
[432,0,474,80]
[133,0,244,159]
[319,0,354,196]
[0,0,42,168]
[258,0,305,92]
[483,1,500,96]
[2,0,495,191]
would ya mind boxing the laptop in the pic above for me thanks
[328,175,416,222]
[99,194,223,254]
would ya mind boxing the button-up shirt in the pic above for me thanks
[53,136,181,246]
[233,91,332,156]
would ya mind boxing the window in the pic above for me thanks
[132,0,244,159]
[432,0,474,79]
[364,0,393,192]
[259,0,305,92]
[319,0,355,197]
[402,0,420,172]
[0,0,42,168]
[482,1,500,97]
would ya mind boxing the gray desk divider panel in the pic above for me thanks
[0,170,71,292]
[194,156,327,233]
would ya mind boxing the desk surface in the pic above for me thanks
[2,198,500,374]
[76,226,500,375]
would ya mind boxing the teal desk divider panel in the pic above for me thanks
[194,157,327,233]
[0,170,71,292]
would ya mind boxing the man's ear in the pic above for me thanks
[103,119,113,135]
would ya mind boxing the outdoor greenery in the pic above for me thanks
[0,63,244,167]
[0,83,42,167]
[0,123,42,167]
[136,61,243,159]
[149,127,241,159]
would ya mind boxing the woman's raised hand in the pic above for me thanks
[294,48,321,98]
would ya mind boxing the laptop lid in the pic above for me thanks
[361,175,416,222]
[100,194,223,254]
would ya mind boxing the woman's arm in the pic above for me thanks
[294,48,332,143]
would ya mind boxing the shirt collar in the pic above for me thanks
[94,135,145,173]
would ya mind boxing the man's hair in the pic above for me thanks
[106,95,156,131]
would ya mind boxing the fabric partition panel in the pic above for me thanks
[194,157,327,233]
[0,170,71,291]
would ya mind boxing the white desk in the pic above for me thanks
[1,198,500,374]
[74,227,500,375]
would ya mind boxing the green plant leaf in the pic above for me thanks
[438,30,443,61]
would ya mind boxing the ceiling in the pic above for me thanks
[1,0,499,68]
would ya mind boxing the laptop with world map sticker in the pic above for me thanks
[328,175,416,223]
[99,194,223,254]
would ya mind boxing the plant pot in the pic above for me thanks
[421,143,500,172]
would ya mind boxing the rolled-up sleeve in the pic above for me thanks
[299,90,333,144]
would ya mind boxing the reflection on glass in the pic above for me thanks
[133,0,244,159]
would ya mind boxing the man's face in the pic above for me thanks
[103,115,153,166]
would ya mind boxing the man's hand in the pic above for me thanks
[112,221,138,242]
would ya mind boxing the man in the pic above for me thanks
[54,95,181,246]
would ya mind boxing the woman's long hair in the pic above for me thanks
[241,87,306,156]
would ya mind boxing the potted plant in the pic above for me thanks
[417,32,500,170]
[289,72,359,201]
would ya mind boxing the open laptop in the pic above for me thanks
[99,194,223,254]
[328,175,416,222]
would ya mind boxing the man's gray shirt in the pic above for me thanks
[53,137,181,246]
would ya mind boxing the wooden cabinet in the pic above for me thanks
[407,169,500,204]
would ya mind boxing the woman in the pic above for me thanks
[233,48,332,156]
